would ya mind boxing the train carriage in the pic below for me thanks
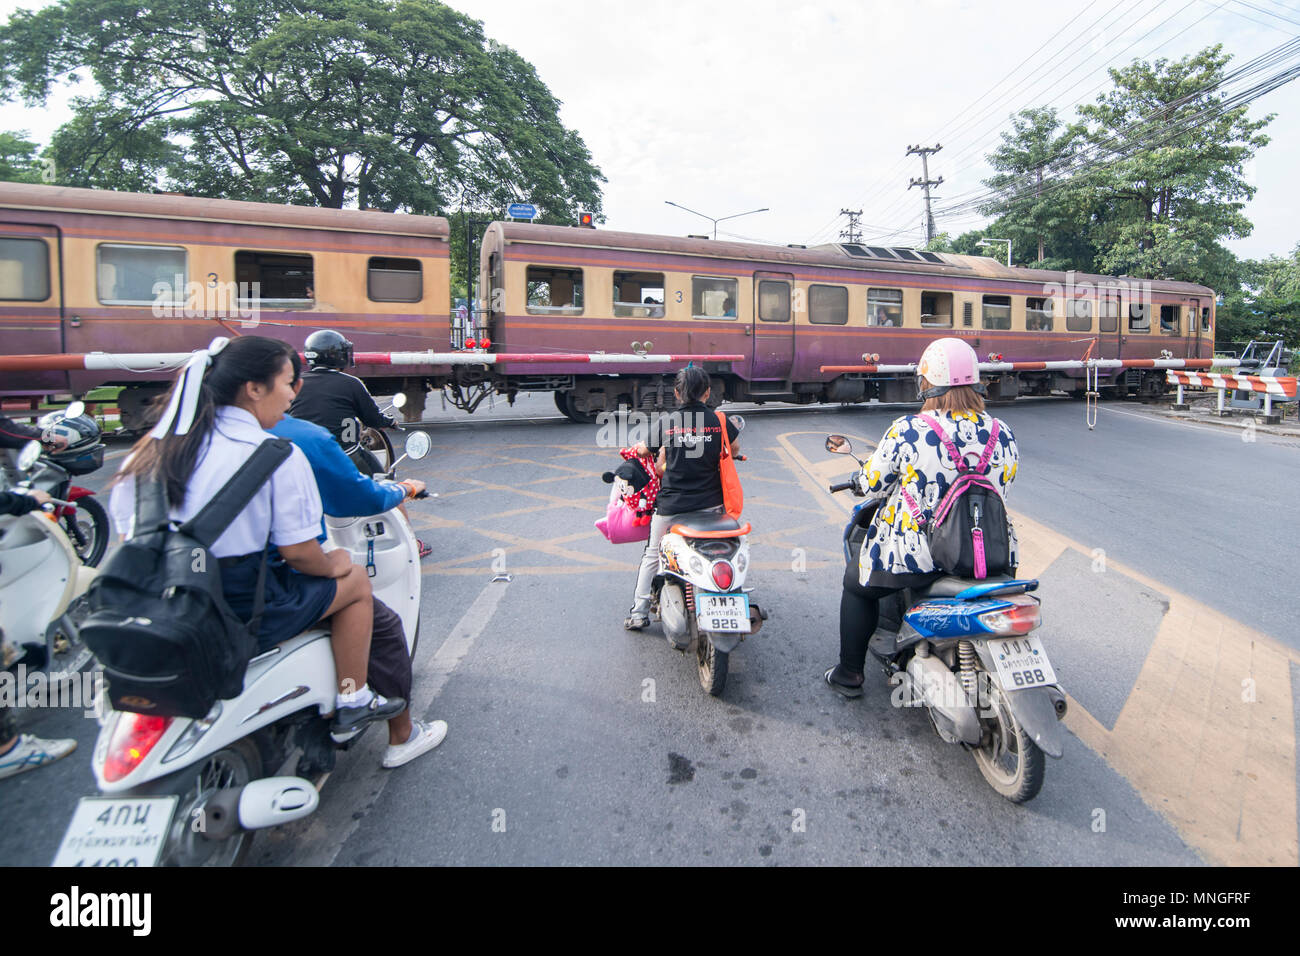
[0,183,451,428]
[479,221,1215,421]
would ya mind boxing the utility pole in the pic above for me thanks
[838,208,863,244]
[907,144,943,243]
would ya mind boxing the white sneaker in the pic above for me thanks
[0,734,77,780]
[382,720,447,769]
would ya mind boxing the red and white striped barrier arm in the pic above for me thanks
[0,351,746,373]
[1166,370,1297,397]
[820,357,1238,374]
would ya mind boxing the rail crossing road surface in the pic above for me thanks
[3,395,1298,867]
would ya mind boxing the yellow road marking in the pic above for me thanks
[776,429,1299,866]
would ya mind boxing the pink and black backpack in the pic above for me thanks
[899,414,1012,579]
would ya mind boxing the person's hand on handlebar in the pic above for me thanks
[398,479,426,499]
[24,489,53,506]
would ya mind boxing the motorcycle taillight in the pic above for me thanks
[977,602,1041,636]
[103,714,173,782]
[711,560,734,590]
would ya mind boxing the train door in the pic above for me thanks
[1187,297,1200,358]
[0,223,65,394]
[1098,289,1123,360]
[751,271,794,380]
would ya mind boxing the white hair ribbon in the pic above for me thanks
[148,337,230,439]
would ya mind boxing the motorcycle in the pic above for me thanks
[825,434,1067,803]
[34,400,110,567]
[52,430,433,867]
[0,439,99,679]
[649,419,767,696]
[343,393,407,476]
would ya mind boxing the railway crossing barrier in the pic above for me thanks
[1165,370,1298,424]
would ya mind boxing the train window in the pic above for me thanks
[1099,296,1120,332]
[757,281,790,322]
[982,295,1012,330]
[921,291,953,328]
[1026,296,1054,331]
[867,288,903,327]
[1159,305,1180,334]
[1201,306,1211,332]
[614,271,665,318]
[235,251,314,307]
[1065,298,1092,332]
[526,266,584,314]
[0,237,49,301]
[97,243,187,306]
[962,302,973,327]
[1128,302,1150,333]
[809,284,848,325]
[367,257,422,302]
[692,277,738,319]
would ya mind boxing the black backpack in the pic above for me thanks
[899,414,1013,579]
[81,440,292,719]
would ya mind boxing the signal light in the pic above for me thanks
[104,713,172,782]
[480,337,491,349]
[578,211,594,228]
[465,337,477,350]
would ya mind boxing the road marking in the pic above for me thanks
[776,428,1299,866]
[287,580,510,867]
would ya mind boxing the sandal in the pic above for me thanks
[824,666,864,699]
[416,539,432,559]
[624,613,650,631]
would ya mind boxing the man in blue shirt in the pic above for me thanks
[272,371,446,769]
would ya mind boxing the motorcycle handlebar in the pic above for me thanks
[828,481,854,493]
[413,490,429,499]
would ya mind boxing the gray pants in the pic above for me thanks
[630,505,723,616]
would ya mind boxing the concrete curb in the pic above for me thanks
[1130,404,1300,438]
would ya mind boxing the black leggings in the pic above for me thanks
[839,581,901,675]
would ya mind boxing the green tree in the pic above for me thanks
[0,0,604,221]
[0,129,43,182]
[1216,243,1300,348]
[1075,46,1270,291]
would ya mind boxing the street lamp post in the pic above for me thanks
[664,201,770,240]
[978,238,1012,267]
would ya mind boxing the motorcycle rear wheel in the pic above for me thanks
[696,634,729,696]
[161,738,263,867]
[971,681,1045,803]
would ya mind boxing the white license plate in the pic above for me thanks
[52,796,177,867]
[696,592,750,633]
[987,635,1057,690]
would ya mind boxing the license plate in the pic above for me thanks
[52,796,178,868]
[695,592,750,633]
[987,635,1057,690]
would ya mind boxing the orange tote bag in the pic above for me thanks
[716,410,743,519]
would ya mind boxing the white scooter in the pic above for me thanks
[52,430,433,867]
[0,436,98,677]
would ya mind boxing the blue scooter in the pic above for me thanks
[826,434,1067,803]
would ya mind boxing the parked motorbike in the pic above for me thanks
[35,400,110,567]
[52,431,433,867]
[826,434,1067,803]
[0,440,98,678]
[649,419,767,695]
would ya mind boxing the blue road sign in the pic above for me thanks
[507,203,538,220]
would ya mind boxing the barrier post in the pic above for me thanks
[1172,383,1188,411]
[1214,386,1228,417]
[1262,391,1279,425]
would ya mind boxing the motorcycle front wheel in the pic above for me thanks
[971,678,1045,803]
[696,634,729,696]
[65,496,108,567]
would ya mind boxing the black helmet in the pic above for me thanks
[304,329,354,369]
[45,413,100,451]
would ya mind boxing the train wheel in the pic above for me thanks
[554,390,598,424]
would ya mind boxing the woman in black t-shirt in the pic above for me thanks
[625,366,740,632]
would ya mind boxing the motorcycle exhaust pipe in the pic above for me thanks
[200,776,320,839]
[904,655,981,745]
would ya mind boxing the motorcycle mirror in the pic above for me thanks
[17,440,41,472]
[391,392,407,410]
[730,414,745,432]
[64,400,85,419]
[404,431,431,461]
[825,435,853,455]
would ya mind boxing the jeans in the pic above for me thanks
[629,505,724,616]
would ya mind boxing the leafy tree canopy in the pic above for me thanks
[0,0,605,221]
[0,129,43,182]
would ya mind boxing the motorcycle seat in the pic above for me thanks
[916,575,1014,599]
[669,511,749,539]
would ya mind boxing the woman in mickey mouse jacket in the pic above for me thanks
[824,337,1020,698]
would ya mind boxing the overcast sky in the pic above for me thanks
[3,0,1297,262]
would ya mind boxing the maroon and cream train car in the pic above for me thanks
[0,183,450,428]
[478,221,1215,421]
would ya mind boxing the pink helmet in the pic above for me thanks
[916,337,983,399]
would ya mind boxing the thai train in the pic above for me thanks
[0,183,1215,428]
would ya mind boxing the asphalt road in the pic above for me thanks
[3,393,1297,867]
